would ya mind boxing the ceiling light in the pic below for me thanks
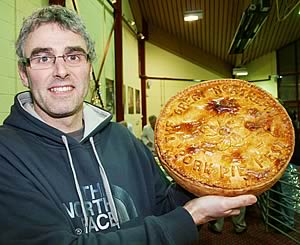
[184,10,203,22]
[137,33,145,40]
[233,67,248,76]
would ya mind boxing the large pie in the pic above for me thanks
[155,79,295,196]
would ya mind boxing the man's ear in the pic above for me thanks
[18,64,30,88]
[89,65,94,81]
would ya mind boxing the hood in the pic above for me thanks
[4,91,112,144]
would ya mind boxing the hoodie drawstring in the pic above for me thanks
[61,135,120,234]
[89,137,120,229]
[62,136,89,234]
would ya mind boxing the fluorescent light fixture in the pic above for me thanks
[235,71,248,76]
[184,10,203,22]
[228,1,271,54]
[233,67,248,76]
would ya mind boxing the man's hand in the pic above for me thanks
[183,195,257,225]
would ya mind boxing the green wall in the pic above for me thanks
[0,0,48,124]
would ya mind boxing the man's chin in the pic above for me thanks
[48,109,80,118]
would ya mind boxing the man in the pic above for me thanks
[0,5,256,245]
[141,115,156,153]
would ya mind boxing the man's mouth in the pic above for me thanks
[49,85,74,93]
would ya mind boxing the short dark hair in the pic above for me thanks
[148,115,157,123]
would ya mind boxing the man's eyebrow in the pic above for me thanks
[30,48,53,57]
[65,46,87,54]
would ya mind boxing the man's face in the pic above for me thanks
[18,23,91,121]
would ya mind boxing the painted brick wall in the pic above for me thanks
[0,0,17,123]
[0,0,47,124]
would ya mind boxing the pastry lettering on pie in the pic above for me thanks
[155,79,295,196]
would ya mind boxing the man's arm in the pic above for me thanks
[0,133,257,245]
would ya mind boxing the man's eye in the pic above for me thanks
[40,56,50,62]
[67,54,80,61]
[32,56,52,63]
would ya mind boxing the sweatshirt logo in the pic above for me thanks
[63,183,138,232]
[63,182,119,232]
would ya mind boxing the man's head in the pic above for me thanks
[16,5,96,128]
[16,5,96,71]
[148,115,157,130]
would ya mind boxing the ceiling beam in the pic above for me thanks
[147,24,232,78]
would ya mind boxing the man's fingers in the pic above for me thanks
[223,208,241,216]
[226,195,257,209]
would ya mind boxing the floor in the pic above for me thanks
[194,203,299,245]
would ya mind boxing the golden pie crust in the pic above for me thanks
[155,79,295,196]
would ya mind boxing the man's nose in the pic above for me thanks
[53,57,69,78]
